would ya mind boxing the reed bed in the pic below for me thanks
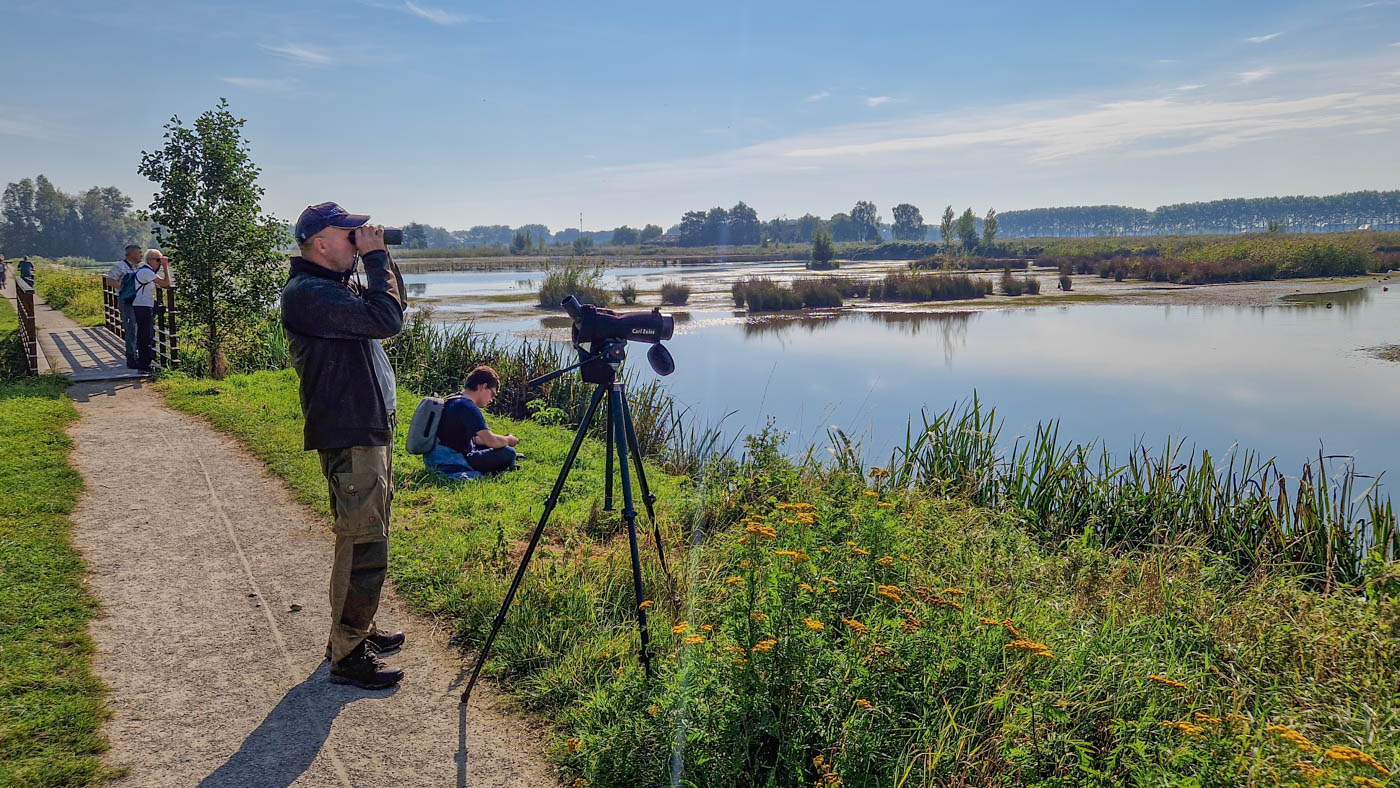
[538,262,611,307]
[732,277,843,311]
[658,281,690,305]
[869,272,991,302]
[882,397,1397,586]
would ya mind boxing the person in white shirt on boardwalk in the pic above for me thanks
[131,249,172,373]
[105,245,143,368]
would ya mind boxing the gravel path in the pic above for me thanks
[66,379,555,787]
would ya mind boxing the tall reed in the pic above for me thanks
[884,396,1397,587]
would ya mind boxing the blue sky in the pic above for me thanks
[2,0,1398,232]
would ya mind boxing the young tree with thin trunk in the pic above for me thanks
[983,207,998,246]
[940,205,955,248]
[138,98,286,379]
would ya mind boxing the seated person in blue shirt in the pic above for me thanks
[425,365,520,479]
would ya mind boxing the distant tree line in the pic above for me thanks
[0,174,151,258]
[997,191,1400,237]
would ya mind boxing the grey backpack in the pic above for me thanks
[405,393,461,454]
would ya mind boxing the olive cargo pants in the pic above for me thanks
[318,444,393,664]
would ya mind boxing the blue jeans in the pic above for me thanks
[119,301,138,367]
[425,443,517,479]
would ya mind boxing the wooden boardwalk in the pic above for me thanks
[5,276,147,382]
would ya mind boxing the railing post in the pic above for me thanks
[102,277,120,336]
[154,285,179,370]
[16,279,38,374]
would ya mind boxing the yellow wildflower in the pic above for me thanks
[572,779,588,788]
[744,523,778,539]
[1267,724,1320,753]
[1353,777,1386,788]
[900,617,923,633]
[796,513,817,525]
[736,536,749,545]
[732,656,748,666]
[1325,745,1390,776]
[752,638,777,652]
[813,754,825,768]
[1294,762,1326,779]
[638,600,654,610]
[750,611,768,622]
[877,585,903,603]
[648,705,661,716]
[853,698,874,709]
[978,617,1000,626]
[1001,619,1022,638]
[1006,639,1050,652]
[798,583,816,593]
[869,466,889,478]
[1148,675,1188,691]
[846,541,857,546]
[1034,650,1055,660]
[863,491,879,497]
[567,737,583,753]
[821,773,842,787]
[841,617,868,634]
[1159,720,1205,736]
[877,555,896,566]
[941,587,966,596]
[784,518,796,525]
[1193,712,1222,726]
[725,576,743,585]
[804,618,825,631]
[852,547,870,556]
[671,622,689,635]
[819,546,831,554]
[876,502,894,509]
[930,595,963,611]
[683,634,706,645]
[739,559,751,569]
[774,549,810,563]
[821,576,837,585]
[898,554,912,561]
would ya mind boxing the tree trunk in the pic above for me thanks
[211,347,229,380]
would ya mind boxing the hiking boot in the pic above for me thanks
[329,643,404,690]
[324,631,405,661]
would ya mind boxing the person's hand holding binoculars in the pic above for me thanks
[351,224,388,254]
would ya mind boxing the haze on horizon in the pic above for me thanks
[2,0,1398,232]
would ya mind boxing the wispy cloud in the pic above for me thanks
[219,76,298,93]
[1175,83,1206,91]
[582,154,598,159]
[1246,32,1282,44]
[0,104,58,139]
[1237,68,1274,84]
[865,96,894,107]
[1157,58,1178,64]
[567,83,1400,192]
[259,42,334,66]
[804,91,831,103]
[402,1,478,25]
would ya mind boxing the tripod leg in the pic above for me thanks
[461,384,607,706]
[619,388,676,590]
[610,383,654,680]
[603,387,614,511]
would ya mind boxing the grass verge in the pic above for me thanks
[0,376,116,785]
[34,264,105,327]
[156,368,1399,786]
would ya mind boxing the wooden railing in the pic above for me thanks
[16,278,38,374]
[102,278,180,369]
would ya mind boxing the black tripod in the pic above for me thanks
[461,339,674,706]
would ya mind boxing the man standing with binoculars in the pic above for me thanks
[281,201,408,689]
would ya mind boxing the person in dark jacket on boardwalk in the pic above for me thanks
[281,201,408,690]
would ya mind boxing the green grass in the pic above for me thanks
[0,377,117,786]
[34,263,105,327]
[156,369,1399,787]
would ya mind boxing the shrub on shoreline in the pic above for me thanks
[659,281,690,305]
[538,262,611,307]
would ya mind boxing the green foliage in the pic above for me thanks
[890,203,925,241]
[640,224,664,243]
[790,279,843,308]
[850,201,880,243]
[138,98,287,379]
[869,272,989,302]
[940,205,955,246]
[809,226,835,269]
[658,281,690,306]
[572,236,595,256]
[983,207,999,246]
[610,226,639,246]
[956,207,979,251]
[731,278,802,311]
[0,377,117,785]
[510,229,535,255]
[617,282,638,305]
[1,174,148,258]
[538,262,611,307]
[33,263,104,326]
[0,291,26,380]
[1059,274,1073,291]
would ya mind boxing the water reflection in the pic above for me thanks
[741,311,975,362]
[1281,287,1372,312]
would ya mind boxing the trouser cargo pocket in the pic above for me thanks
[319,445,392,539]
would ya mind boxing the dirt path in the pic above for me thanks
[66,379,555,787]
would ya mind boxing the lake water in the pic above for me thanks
[403,267,1400,483]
